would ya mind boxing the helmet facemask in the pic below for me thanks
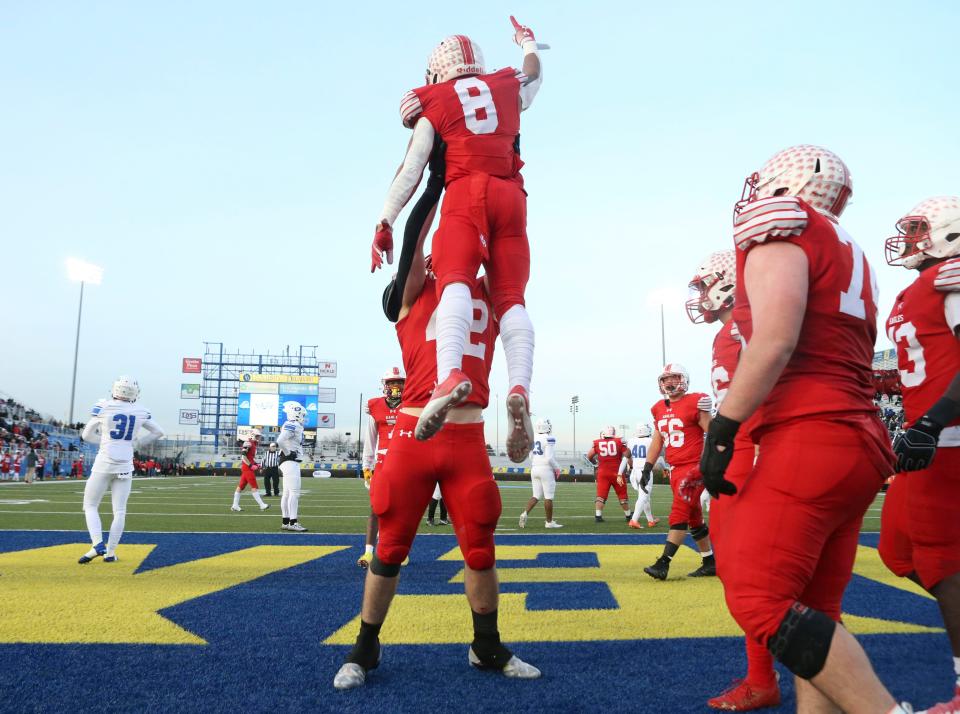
[384,379,405,409]
[885,199,960,270]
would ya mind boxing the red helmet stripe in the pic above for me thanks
[454,35,475,65]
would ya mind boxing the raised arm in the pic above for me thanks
[510,16,543,111]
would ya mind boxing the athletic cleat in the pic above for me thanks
[647,518,661,528]
[281,523,291,530]
[401,556,410,566]
[438,519,449,525]
[920,690,960,713]
[518,511,528,528]
[427,519,436,527]
[688,560,717,577]
[468,647,541,679]
[544,521,563,528]
[505,386,534,463]
[103,555,117,563]
[625,514,632,522]
[415,369,472,441]
[594,515,604,523]
[230,505,242,512]
[333,662,367,690]
[628,519,644,529]
[259,503,270,511]
[78,542,106,564]
[644,556,671,581]
[288,522,308,532]
[707,679,781,711]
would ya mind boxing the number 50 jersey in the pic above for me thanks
[89,399,156,473]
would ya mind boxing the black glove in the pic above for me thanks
[893,415,942,472]
[639,463,653,493]
[700,414,741,499]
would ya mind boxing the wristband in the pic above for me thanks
[520,39,539,56]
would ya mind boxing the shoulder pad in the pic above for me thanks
[696,394,714,412]
[935,258,960,292]
[734,196,808,251]
[400,89,423,129]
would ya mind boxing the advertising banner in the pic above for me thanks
[182,358,202,373]
[317,387,336,403]
[316,413,335,429]
[318,362,337,378]
[178,409,200,425]
[180,383,200,399]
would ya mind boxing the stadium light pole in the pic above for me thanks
[66,258,103,425]
[660,304,666,366]
[495,392,499,455]
[569,395,579,455]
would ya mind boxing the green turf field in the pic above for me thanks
[0,475,886,534]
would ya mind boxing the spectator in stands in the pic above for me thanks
[52,456,61,479]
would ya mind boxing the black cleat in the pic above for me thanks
[643,556,671,581]
[594,515,604,523]
[625,514,631,522]
[687,560,717,577]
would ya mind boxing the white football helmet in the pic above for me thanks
[282,401,306,424]
[738,145,853,220]
[426,35,485,84]
[658,363,690,398]
[111,376,140,402]
[635,423,653,439]
[686,250,736,324]
[381,366,406,407]
[249,428,262,442]
[535,418,552,434]
[885,196,960,269]
[601,426,616,439]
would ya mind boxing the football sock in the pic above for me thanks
[499,305,534,393]
[623,508,631,517]
[252,491,265,507]
[663,542,680,560]
[290,518,298,525]
[82,546,100,559]
[471,609,514,669]
[365,544,374,558]
[439,499,447,521]
[954,656,960,688]
[595,509,602,517]
[428,498,438,521]
[703,552,715,565]
[347,620,382,670]
[701,549,714,559]
[282,518,290,525]
[232,491,241,508]
[84,507,103,546]
[745,637,777,688]
[435,282,472,383]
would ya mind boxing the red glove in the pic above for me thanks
[510,16,535,46]
[678,475,703,504]
[251,463,260,472]
[371,221,393,273]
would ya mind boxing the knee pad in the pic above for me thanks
[690,524,709,541]
[595,497,606,505]
[767,602,836,679]
[370,552,401,577]
[669,522,688,532]
[618,499,629,506]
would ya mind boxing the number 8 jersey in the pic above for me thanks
[88,399,156,473]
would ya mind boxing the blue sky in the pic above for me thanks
[2,1,957,452]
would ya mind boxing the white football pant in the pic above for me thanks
[83,470,133,553]
[700,488,711,515]
[630,479,654,523]
[280,461,301,520]
[530,466,556,500]
[432,483,442,501]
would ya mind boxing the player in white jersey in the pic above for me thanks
[78,376,164,563]
[622,424,660,529]
[277,401,307,532]
[519,419,563,528]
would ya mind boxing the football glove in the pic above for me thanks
[371,221,393,272]
[894,415,942,472]
[678,474,704,504]
[510,15,550,50]
[700,414,740,499]
[639,463,653,493]
[363,469,373,489]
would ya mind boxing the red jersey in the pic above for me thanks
[711,321,741,407]
[886,258,960,440]
[651,393,709,466]
[397,276,498,409]
[591,437,628,475]
[732,197,879,435]
[241,440,257,469]
[0,455,9,473]
[367,397,400,466]
[401,68,525,187]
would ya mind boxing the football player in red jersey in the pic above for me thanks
[700,145,906,713]
[335,137,539,690]
[585,427,632,523]
[880,196,960,713]
[229,429,269,513]
[640,364,716,580]
[370,17,545,464]
[687,252,779,710]
[357,367,405,568]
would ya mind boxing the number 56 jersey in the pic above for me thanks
[651,393,709,467]
[89,399,155,473]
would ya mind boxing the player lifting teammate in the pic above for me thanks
[359,367,404,567]
[880,196,960,713]
[586,427,631,523]
[687,250,779,709]
[700,145,907,712]
[370,17,545,463]
[78,377,164,564]
[641,364,716,579]
[230,428,269,513]
[519,418,563,529]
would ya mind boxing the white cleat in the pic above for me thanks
[288,522,307,532]
[333,662,367,690]
[468,647,541,679]
[545,521,564,529]
[518,511,528,528]
[230,505,242,512]
[259,503,270,511]
[505,386,534,463]
[281,523,291,530]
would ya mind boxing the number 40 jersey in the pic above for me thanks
[87,399,159,473]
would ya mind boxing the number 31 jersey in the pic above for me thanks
[89,399,155,473]
[651,393,708,467]
[401,68,525,187]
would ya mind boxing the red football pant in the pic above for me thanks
[898,447,960,589]
[668,463,705,529]
[237,468,258,490]
[371,413,501,570]
[719,417,888,647]
[431,174,529,318]
[596,470,627,502]
[878,474,913,579]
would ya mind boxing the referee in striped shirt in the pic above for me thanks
[261,442,281,496]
